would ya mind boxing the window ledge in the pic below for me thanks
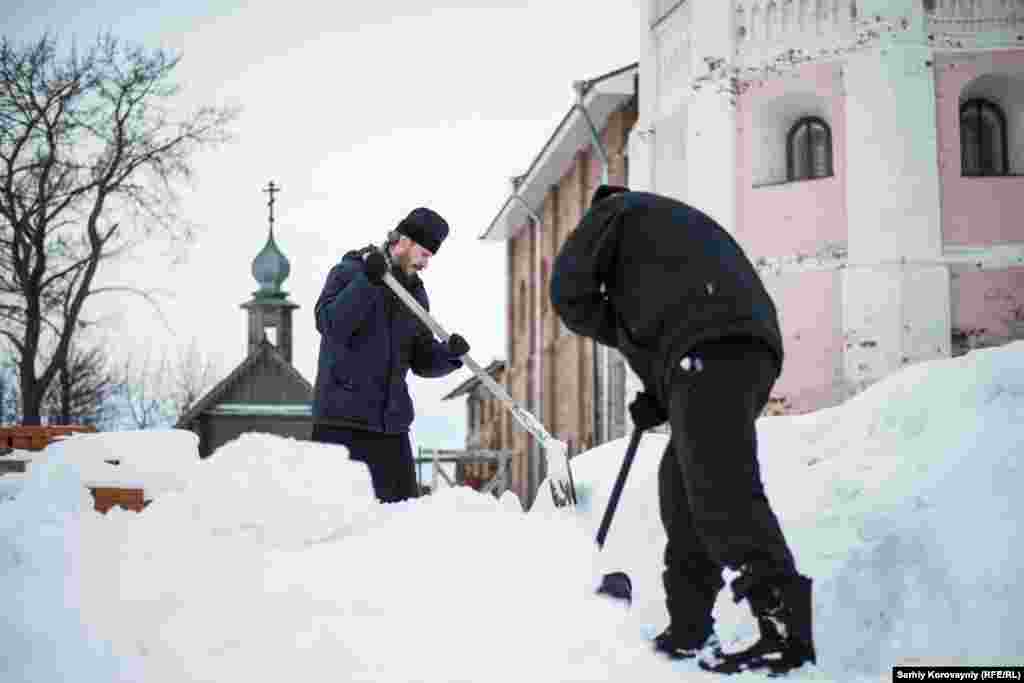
[752,174,835,189]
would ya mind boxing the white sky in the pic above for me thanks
[7,1,647,446]
[3,341,1023,681]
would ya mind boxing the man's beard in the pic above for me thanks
[395,252,421,277]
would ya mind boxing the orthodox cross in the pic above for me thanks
[263,180,281,234]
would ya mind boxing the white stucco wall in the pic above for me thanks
[684,0,738,230]
[842,40,949,390]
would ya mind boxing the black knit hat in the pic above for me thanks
[396,207,449,254]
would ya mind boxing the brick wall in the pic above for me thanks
[503,101,638,504]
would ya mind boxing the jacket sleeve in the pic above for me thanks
[314,260,383,343]
[549,203,621,348]
[408,289,462,378]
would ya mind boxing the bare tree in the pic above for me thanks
[114,349,172,429]
[168,337,220,422]
[42,341,116,426]
[0,33,239,424]
[0,353,16,423]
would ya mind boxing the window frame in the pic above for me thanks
[786,116,834,182]
[960,97,1010,178]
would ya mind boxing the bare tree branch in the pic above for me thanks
[0,32,239,423]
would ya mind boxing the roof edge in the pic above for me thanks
[479,62,639,242]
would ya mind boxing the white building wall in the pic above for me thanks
[684,0,738,230]
[648,3,694,200]
[842,22,950,391]
[635,0,968,412]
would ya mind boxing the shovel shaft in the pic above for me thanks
[596,428,644,549]
[381,270,574,507]
[381,271,558,446]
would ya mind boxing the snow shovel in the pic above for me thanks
[595,426,644,606]
[380,270,577,508]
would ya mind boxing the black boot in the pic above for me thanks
[699,574,816,676]
[653,626,722,661]
[655,577,722,660]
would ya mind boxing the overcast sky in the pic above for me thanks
[7,1,646,448]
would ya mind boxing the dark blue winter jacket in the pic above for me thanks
[312,249,462,434]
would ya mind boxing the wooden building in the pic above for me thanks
[479,65,639,507]
[441,360,508,491]
[176,182,313,458]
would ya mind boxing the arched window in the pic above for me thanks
[961,98,1009,177]
[786,116,833,181]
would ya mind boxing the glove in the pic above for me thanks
[364,248,389,284]
[446,333,470,357]
[629,391,667,431]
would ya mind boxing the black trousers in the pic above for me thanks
[312,424,419,503]
[658,337,796,640]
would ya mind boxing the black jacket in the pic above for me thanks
[550,191,783,403]
[313,249,462,434]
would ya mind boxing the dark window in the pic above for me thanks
[541,260,549,314]
[786,116,833,182]
[519,280,527,335]
[961,98,1009,177]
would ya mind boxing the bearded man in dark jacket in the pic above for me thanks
[550,186,815,676]
[312,207,469,503]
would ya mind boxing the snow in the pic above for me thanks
[3,342,1023,682]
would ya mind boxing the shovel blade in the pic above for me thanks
[596,571,633,606]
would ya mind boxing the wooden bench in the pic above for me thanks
[90,486,150,513]
[0,424,97,451]
[0,425,149,514]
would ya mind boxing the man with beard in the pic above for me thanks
[312,207,470,503]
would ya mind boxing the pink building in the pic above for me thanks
[630,0,1024,413]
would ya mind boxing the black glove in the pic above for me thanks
[446,333,470,357]
[364,248,389,284]
[629,391,667,431]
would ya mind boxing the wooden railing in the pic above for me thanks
[415,448,513,498]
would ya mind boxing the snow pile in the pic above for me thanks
[46,429,202,497]
[1,342,1022,682]
[156,432,378,548]
[0,453,143,682]
[781,343,1024,671]
[572,341,1024,676]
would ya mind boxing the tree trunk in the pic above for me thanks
[20,378,43,426]
[60,367,72,425]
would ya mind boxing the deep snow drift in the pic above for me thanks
[2,342,1022,682]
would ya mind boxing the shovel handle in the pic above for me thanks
[596,428,644,550]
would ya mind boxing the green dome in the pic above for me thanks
[251,230,290,297]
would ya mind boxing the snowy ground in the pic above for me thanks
[2,342,1023,682]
